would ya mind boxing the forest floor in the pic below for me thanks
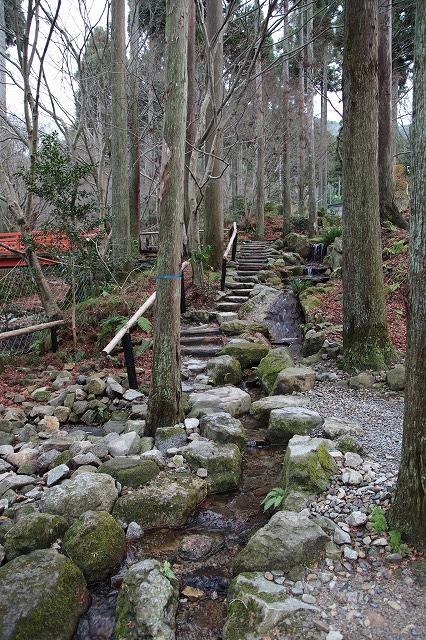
[1,213,424,640]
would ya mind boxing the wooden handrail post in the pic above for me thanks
[50,327,58,353]
[220,259,227,291]
[231,229,238,262]
[122,331,138,390]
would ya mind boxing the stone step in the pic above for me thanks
[181,345,222,356]
[225,288,253,297]
[233,275,258,283]
[225,281,255,290]
[235,270,262,276]
[180,326,221,336]
[180,335,223,345]
[216,302,240,312]
[221,296,249,304]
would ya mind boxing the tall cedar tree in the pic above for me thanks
[146,0,189,434]
[342,0,394,371]
[390,0,426,550]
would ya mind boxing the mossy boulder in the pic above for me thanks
[188,386,251,418]
[40,472,118,522]
[219,341,270,369]
[112,472,207,529]
[155,426,187,453]
[266,408,323,445]
[114,558,179,640]
[238,287,281,322]
[0,548,89,640]
[207,355,243,386]
[386,364,406,391]
[272,366,316,395]
[222,573,322,640]
[219,319,269,336]
[302,329,326,357]
[180,440,242,493]
[200,412,247,451]
[298,289,322,323]
[283,232,310,259]
[3,512,69,561]
[250,395,310,422]
[281,435,337,494]
[256,348,294,393]
[63,510,125,584]
[233,510,329,575]
[97,457,160,488]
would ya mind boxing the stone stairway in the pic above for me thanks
[180,240,272,359]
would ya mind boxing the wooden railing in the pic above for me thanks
[220,221,238,291]
[102,261,191,389]
[0,319,65,352]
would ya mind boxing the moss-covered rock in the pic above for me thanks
[222,573,322,640]
[154,426,187,453]
[219,341,270,369]
[219,319,269,336]
[386,364,406,391]
[4,512,69,561]
[335,435,366,456]
[266,408,323,445]
[112,472,207,529]
[272,365,316,395]
[207,355,243,386]
[238,287,281,322]
[200,412,247,451]
[256,348,294,393]
[97,457,160,488]
[188,386,251,418]
[283,232,310,259]
[280,435,337,494]
[63,510,125,584]
[180,440,242,493]
[233,510,329,575]
[250,395,310,422]
[0,548,89,640]
[114,558,179,640]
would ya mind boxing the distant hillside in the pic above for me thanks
[327,121,341,137]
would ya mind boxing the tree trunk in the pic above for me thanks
[147,0,188,435]
[204,0,224,270]
[0,0,6,115]
[305,0,317,235]
[342,0,394,371]
[255,55,264,240]
[297,6,306,216]
[319,41,329,210]
[390,0,426,551]
[128,0,141,243]
[378,0,408,229]
[111,0,131,275]
[281,0,292,236]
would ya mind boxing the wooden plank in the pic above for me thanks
[0,319,65,341]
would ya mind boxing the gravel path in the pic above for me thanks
[271,378,426,640]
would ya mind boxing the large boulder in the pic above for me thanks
[207,355,243,386]
[112,472,207,529]
[188,386,251,418]
[107,431,142,457]
[266,408,323,445]
[386,364,406,391]
[238,287,281,322]
[180,440,242,493]
[200,412,246,451]
[283,232,310,259]
[97,457,160,488]
[0,549,89,640]
[257,348,294,393]
[219,319,269,336]
[3,512,69,561]
[302,329,325,357]
[250,395,310,422]
[155,426,188,453]
[272,366,316,395]
[281,435,337,495]
[115,558,179,640]
[222,573,322,640]
[322,416,363,439]
[233,510,329,575]
[40,471,118,522]
[219,340,270,369]
[63,510,125,584]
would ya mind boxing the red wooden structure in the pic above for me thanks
[0,231,96,268]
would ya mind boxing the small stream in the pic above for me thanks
[73,410,286,640]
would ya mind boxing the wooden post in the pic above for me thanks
[220,259,227,291]
[232,230,238,262]
[121,331,138,390]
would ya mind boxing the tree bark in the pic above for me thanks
[111,0,131,275]
[281,0,292,236]
[297,5,306,217]
[0,0,6,115]
[342,0,394,371]
[390,0,426,551]
[378,0,408,229]
[254,55,265,240]
[128,0,141,243]
[204,0,224,270]
[305,0,317,235]
[147,0,188,435]
[319,41,329,210]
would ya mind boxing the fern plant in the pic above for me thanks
[261,487,285,512]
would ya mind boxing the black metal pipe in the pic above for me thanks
[50,327,58,353]
[180,273,186,314]
[231,231,238,261]
[122,331,138,389]
[220,259,227,291]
